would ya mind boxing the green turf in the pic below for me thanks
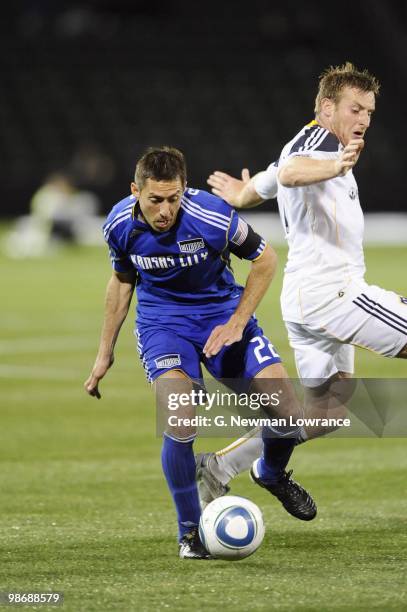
[1,243,406,611]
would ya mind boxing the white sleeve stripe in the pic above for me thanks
[298,128,319,151]
[103,204,134,236]
[302,129,329,153]
[252,239,266,257]
[299,127,323,151]
[307,127,324,148]
[181,203,230,231]
[181,201,229,229]
[105,213,132,241]
[182,196,231,223]
[308,129,330,151]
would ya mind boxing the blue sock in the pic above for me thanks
[161,434,201,541]
[258,428,297,483]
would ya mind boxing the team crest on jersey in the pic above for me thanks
[154,354,181,368]
[400,296,407,305]
[349,187,358,200]
[177,237,205,254]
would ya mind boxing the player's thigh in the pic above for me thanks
[136,325,202,382]
[204,317,282,382]
[285,321,351,387]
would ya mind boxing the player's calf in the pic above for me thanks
[302,372,356,440]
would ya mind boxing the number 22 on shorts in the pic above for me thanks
[250,336,280,363]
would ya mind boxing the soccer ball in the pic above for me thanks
[199,495,265,560]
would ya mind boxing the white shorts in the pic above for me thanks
[285,280,407,386]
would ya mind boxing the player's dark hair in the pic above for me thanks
[135,146,187,189]
[315,62,380,114]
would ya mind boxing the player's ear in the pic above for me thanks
[320,97,334,118]
[131,182,140,198]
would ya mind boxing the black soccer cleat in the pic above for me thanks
[178,528,212,559]
[250,459,317,521]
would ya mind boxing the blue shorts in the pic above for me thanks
[135,310,281,384]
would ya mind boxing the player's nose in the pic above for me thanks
[360,110,370,127]
[160,202,172,218]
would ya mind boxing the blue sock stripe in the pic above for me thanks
[163,432,197,443]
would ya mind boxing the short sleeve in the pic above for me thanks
[252,162,278,200]
[105,234,133,273]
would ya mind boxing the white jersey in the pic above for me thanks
[277,120,366,323]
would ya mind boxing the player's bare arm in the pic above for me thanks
[203,244,276,357]
[207,168,264,209]
[278,138,364,187]
[84,270,137,399]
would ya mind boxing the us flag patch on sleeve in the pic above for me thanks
[231,218,249,246]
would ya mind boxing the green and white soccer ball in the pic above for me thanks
[199,495,265,560]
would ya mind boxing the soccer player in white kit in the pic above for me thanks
[196,62,407,509]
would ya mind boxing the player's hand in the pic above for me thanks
[203,319,245,358]
[207,169,251,206]
[84,356,114,399]
[335,139,364,176]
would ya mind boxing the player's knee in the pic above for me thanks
[396,343,407,359]
[330,372,357,406]
[155,369,196,438]
[251,367,303,423]
[305,372,355,416]
[165,398,197,439]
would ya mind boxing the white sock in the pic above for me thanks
[211,428,263,484]
[210,425,309,484]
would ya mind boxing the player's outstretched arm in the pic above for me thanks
[207,168,265,209]
[203,244,276,357]
[278,138,365,187]
[84,270,136,399]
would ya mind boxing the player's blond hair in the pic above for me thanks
[314,62,380,114]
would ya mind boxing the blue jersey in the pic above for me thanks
[103,188,266,317]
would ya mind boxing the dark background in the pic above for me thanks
[1,0,406,217]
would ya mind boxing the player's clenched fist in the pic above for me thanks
[335,138,365,176]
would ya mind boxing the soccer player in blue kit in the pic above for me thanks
[85,147,316,559]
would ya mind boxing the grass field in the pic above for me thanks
[1,241,407,611]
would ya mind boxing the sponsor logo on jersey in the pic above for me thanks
[130,251,208,270]
[349,187,358,200]
[400,296,407,305]
[177,237,205,253]
[154,354,181,368]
